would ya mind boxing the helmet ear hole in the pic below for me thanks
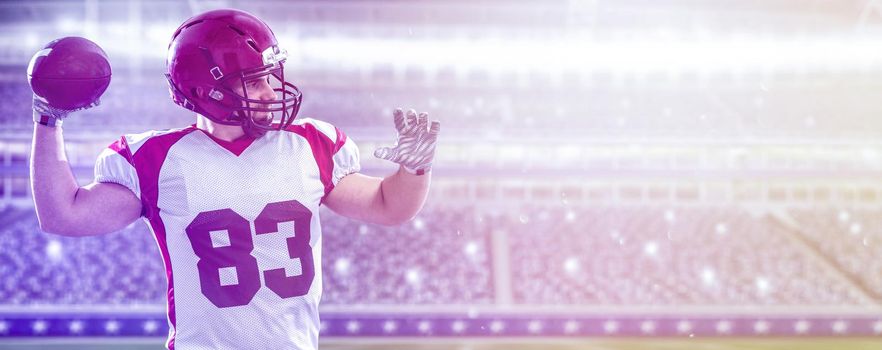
[193,86,204,98]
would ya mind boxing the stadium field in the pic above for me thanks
[1,337,881,350]
[328,337,882,350]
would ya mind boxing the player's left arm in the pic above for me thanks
[324,108,439,226]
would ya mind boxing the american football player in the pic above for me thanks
[29,9,438,350]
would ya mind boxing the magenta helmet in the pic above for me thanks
[165,9,301,135]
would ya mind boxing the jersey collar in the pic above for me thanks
[194,124,258,157]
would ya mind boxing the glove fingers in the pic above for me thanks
[393,108,406,132]
[75,99,100,112]
[404,109,418,133]
[374,146,395,160]
[417,112,428,130]
[33,94,99,118]
[381,107,438,172]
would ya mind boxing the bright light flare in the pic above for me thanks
[295,36,882,73]
[46,240,62,262]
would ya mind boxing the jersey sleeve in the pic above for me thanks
[93,136,141,201]
[331,130,360,185]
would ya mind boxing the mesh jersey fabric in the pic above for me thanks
[93,117,360,350]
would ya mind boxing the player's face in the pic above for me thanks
[235,75,276,124]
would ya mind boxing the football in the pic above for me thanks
[27,36,111,110]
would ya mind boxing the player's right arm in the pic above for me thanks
[30,122,142,237]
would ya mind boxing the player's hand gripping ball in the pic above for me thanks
[374,108,440,175]
[27,36,111,120]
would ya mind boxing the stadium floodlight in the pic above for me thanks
[676,320,693,334]
[382,320,398,333]
[334,258,351,275]
[45,240,63,261]
[754,320,771,334]
[832,320,849,334]
[643,242,659,257]
[701,267,716,286]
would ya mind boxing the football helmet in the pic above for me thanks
[165,9,301,137]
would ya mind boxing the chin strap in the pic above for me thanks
[242,119,268,138]
[240,111,275,138]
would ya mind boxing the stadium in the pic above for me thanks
[1,0,882,349]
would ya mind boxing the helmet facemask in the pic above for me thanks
[206,46,302,138]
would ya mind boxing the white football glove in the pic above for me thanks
[374,108,440,175]
[32,94,100,127]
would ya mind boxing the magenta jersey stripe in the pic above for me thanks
[107,136,134,166]
[333,126,347,153]
[283,123,338,199]
[131,126,198,350]
[146,214,176,349]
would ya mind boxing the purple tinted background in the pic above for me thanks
[1,0,882,342]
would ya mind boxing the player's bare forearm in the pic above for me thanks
[371,107,438,224]
[30,124,80,234]
[325,167,430,226]
[378,166,431,223]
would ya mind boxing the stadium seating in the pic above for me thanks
[0,207,164,305]
[0,205,874,307]
[321,207,494,305]
[789,209,882,299]
[0,206,494,306]
[503,206,870,305]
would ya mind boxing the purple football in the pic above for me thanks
[27,37,111,110]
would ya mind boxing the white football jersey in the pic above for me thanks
[94,118,360,350]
